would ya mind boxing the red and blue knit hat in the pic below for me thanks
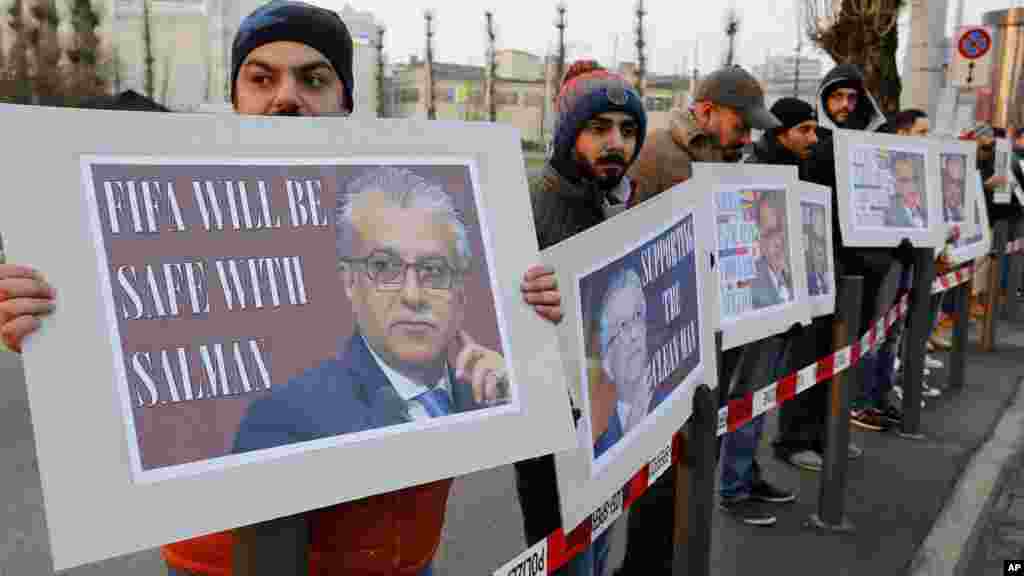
[551,61,647,167]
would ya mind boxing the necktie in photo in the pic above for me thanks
[417,387,452,418]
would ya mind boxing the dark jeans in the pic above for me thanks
[719,338,788,499]
[775,316,832,456]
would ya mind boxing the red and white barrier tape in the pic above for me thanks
[493,263,974,576]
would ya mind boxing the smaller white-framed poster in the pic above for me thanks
[993,138,1013,205]
[949,170,993,265]
[833,129,945,248]
[797,181,837,318]
[691,163,813,350]
[932,138,976,236]
[542,180,718,532]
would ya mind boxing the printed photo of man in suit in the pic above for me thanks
[941,154,966,223]
[750,191,793,310]
[884,152,927,228]
[233,166,508,454]
[592,267,652,461]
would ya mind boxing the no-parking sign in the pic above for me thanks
[952,25,994,88]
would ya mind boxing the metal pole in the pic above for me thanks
[981,221,1009,351]
[900,248,937,438]
[1004,215,1024,322]
[948,281,969,390]
[807,276,862,532]
[684,383,715,576]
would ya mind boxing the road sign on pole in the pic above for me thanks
[952,25,994,88]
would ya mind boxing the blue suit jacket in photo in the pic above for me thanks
[233,333,481,455]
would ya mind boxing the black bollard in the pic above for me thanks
[1005,216,1024,322]
[682,383,716,576]
[982,221,1009,351]
[948,280,969,391]
[807,275,861,533]
[900,248,937,439]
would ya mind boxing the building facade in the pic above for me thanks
[753,55,822,108]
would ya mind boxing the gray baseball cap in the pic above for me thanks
[694,66,781,131]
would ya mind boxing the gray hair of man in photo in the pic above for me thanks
[597,267,647,363]
[335,166,474,271]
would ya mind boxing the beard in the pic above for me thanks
[577,151,629,190]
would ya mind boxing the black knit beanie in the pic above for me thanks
[231,1,354,111]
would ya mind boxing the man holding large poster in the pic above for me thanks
[0,2,561,575]
[521,59,648,575]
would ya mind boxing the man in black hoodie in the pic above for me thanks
[806,64,912,440]
[743,98,835,471]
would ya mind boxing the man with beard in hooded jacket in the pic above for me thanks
[805,64,913,441]
[519,59,649,575]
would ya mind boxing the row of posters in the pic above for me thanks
[0,105,998,571]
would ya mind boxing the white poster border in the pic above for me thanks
[692,163,813,350]
[543,183,719,531]
[833,129,946,249]
[0,106,576,570]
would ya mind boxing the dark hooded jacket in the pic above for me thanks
[744,130,807,174]
[806,65,894,281]
[805,64,899,334]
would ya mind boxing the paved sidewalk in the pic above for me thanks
[709,320,1024,576]
[962,449,1024,575]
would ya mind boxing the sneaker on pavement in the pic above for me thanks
[925,355,943,369]
[787,450,823,472]
[850,408,888,431]
[750,480,796,503]
[892,385,927,408]
[882,406,903,426]
[922,384,942,398]
[848,442,863,460]
[718,497,777,526]
[929,334,952,350]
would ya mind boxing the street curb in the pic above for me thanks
[907,376,1024,576]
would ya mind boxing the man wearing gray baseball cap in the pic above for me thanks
[628,65,780,207]
[620,65,788,548]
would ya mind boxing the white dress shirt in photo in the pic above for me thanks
[363,336,453,421]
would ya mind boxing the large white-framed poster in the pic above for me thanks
[949,170,993,265]
[993,138,1013,205]
[542,181,718,532]
[691,163,812,351]
[0,104,577,570]
[798,181,837,318]
[833,129,945,249]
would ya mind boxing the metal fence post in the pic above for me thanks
[1004,215,1023,322]
[948,281,969,391]
[981,221,1009,351]
[807,275,861,533]
[683,383,716,576]
[899,248,937,439]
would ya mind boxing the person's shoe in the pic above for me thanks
[926,339,936,352]
[925,355,944,369]
[750,480,796,504]
[787,450,823,472]
[929,334,952,350]
[848,442,863,460]
[850,408,888,431]
[718,497,778,526]
[922,383,942,398]
[893,386,927,408]
[882,406,904,426]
